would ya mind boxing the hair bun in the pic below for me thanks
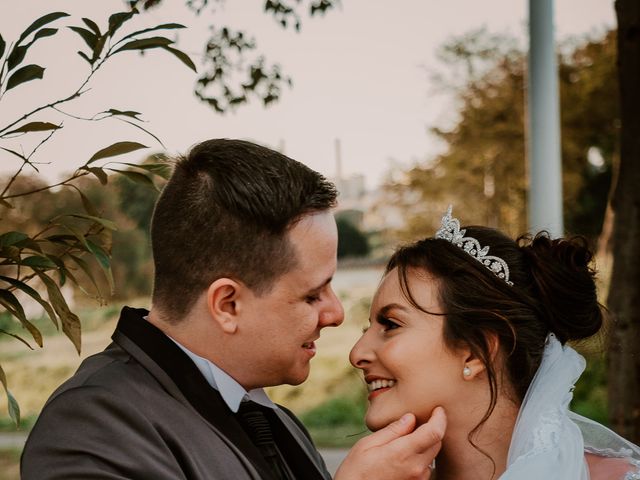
[519,232,603,342]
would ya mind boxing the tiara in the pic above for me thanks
[435,205,514,286]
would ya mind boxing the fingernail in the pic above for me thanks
[399,413,411,424]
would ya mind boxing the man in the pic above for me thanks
[21,139,445,479]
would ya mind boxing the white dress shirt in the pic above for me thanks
[168,336,277,413]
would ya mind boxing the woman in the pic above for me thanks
[350,206,640,480]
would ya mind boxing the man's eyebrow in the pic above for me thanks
[307,276,333,293]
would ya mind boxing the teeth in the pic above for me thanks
[367,379,396,392]
[302,342,313,348]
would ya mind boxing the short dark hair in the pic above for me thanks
[150,139,337,319]
[387,227,602,465]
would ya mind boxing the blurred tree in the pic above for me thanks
[336,217,370,259]
[382,29,618,241]
[128,0,339,113]
[0,9,193,425]
[607,0,640,443]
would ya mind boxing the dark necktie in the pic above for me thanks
[237,401,291,480]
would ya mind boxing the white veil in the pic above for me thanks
[501,334,640,479]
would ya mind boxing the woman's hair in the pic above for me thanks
[387,227,603,457]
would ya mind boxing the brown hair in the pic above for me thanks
[150,138,337,320]
[387,227,603,463]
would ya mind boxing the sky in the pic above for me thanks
[0,1,616,190]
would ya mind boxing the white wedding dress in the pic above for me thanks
[501,334,640,480]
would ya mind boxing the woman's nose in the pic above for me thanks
[349,330,374,369]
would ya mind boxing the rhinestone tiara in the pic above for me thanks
[435,205,514,286]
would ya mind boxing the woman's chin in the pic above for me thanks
[365,412,395,432]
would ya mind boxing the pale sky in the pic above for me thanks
[0,1,616,189]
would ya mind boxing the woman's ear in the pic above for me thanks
[206,278,241,334]
[461,333,499,380]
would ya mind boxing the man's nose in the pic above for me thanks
[319,287,344,328]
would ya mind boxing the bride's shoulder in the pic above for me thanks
[585,453,640,480]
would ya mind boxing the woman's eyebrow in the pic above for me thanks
[378,303,409,316]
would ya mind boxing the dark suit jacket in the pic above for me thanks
[21,307,331,480]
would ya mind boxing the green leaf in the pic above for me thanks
[77,50,92,64]
[0,34,5,59]
[108,10,137,37]
[68,254,103,299]
[7,46,28,71]
[4,121,61,135]
[30,27,58,42]
[113,162,171,179]
[115,118,165,148]
[92,35,107,62]
[0,328,34,350]
[0,246,20,262]
[107,168,157,189]
[0,364,20,427]
[0,147,27,160]
[15,238,42,253]
[0,289,26,320]
[16,12,69,45]
[68,26,97,50]
[67,214,118,231]
[85,240,114,294]
[161,45,197,72]
[59,224,90,251]
[69,186,99,216]
[101,109,142,119]
[6,64,45,91]
[87,141,148,164]
[0,276,58,329]
[82,18,101,36]
[36,272,81,354]
[87,167,108,185]
[119,23,186,42]
[0,290,43,347]
[21,255,57,269]
[0,231,28,247]
[7,28,58,71]
[113,36,173,54]
[0,199,15,209]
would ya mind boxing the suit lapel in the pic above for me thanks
[113,307,278,480]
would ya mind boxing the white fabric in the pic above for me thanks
[501,333,640,479]
[169,336,276,413]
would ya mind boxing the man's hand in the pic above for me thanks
[334,407,446,480]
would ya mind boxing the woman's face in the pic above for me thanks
[349,267,466,431]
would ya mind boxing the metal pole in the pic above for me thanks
[528,0,564,236]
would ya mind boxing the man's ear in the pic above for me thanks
[206,278,242,334]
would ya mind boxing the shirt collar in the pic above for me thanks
[168,336,276,413]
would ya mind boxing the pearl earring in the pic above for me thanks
[463,366,472,377]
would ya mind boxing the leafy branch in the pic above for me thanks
[0,8,195,426]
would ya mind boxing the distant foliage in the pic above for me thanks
[383,29,617,241]
[0,9,194,425]
[129,0,339,113]
[336,217,370,259]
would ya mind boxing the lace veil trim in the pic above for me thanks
[500,334,640,479]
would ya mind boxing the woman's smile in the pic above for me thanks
[365,376,397,400]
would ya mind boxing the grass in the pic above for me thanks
[0,264,613,472]
[0,276,380,476]
[0,449,20,480]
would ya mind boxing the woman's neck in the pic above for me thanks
[435,395,519,480]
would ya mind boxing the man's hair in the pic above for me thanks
[150,138,337,320]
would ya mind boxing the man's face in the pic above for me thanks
[234,211,344,389]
